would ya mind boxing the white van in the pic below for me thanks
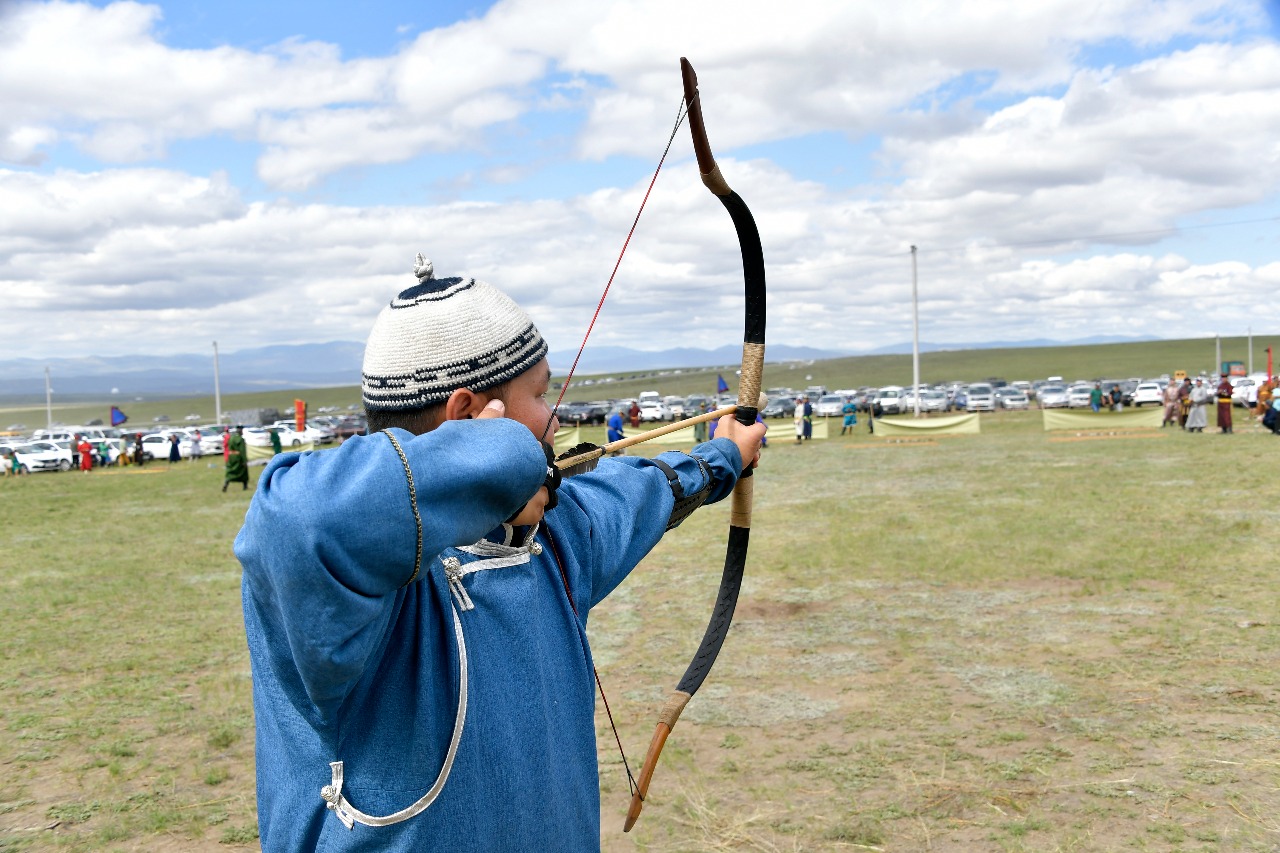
[638,391,661,406]
[873,386,904,415]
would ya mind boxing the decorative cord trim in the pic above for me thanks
[321,604,469,829]
[382,430,423,587]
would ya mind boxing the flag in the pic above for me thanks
[110,406,128,426]
[716,374,730,394]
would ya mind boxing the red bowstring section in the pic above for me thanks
[539,94,693,444]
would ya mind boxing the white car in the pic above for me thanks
[663,396,686,419]
[271,421,332,445]
[638,402,671,422]
[814,395,846,417]
[2,440,73,473]
[1067,385,1095,408]
[997,389,1030,410]
[140,432,193,460]
[873,386,904,415]
[245,425,306,448]
[1231,377,1255,408]
[920,390,950,412]
[966,383,996,412]
[1131,383,1164,407]
[1037,385,1069,408]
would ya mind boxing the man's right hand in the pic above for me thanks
[478,400,552,525]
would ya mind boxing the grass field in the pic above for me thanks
[2,405,1279,851]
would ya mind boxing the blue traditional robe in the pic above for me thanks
[236,418,742,852]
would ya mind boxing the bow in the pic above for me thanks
[623,57,767,832]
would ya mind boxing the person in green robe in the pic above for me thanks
[269,428,283,456]
[223,427,249,492]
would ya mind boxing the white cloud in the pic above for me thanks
[1,0,1278,361]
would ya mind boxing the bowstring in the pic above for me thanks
[540,94,692,443]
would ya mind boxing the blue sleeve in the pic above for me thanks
[236,418,546,712]
[556,436,742,609]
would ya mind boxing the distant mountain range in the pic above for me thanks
[0,335,1155,401]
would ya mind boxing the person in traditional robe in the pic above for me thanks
[234,254,765,852]
[1186,378,1211,432]
[606,408,626,456]
[223,428,249,491]
[1216,375,1234,433]
[134,433,146,467]
[841,398,858,435]
[167,433,181,463]
[794,396,806,443]
[78,437,94,473]
[269,428,283,456]
[1161,380,1181,427]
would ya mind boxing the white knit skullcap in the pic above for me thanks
[362,253,548,411]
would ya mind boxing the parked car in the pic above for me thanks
[272,421,334,445]
[560,402,609,426]
[1,440,73,473]
[1131,382,1164,407]
[332,415,369,439]
[872,386,904,415]
[898,388,920,413]
[1037,385,1070,409]
[663,396,686,419]
[140,432,193,460]
[244,425,305,448]
[920,390,949,412]
[761,397,795,418]
[1067,384,1094,408]
[638,401,671,422]
[995,387,1030,410]
[814,395,846,417]
[965,383,996,412]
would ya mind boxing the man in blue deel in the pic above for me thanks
[235,253,765,852]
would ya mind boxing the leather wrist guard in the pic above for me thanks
[651,456,712,530]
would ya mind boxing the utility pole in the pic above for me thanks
[911,245,920,417]
[213,341,223,425]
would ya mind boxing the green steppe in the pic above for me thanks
[1,337,1277,851]
[0,334,1268,429]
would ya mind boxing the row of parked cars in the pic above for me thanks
[0,413,367,474]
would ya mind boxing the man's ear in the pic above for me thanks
[443,388,488,421]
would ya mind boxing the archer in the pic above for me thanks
[235,254,765,851]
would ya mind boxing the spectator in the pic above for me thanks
[1110,383,1124,412]
[1216,375,1234,434]
[1186,378,1210,433]
[1178,378,1192,428]
[629,400,641,429]
[190,429,203,463]
[840,397,858,435]
[168,433,181,464]
[78,436,94,473]
[270,428,283,456]
[1089,383,1103,414]
[1161,380,1180,427]
[692,400,708,444]
[134,433,146,467]
[223,427,249,491]
[606,409,625,457]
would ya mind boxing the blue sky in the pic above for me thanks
[2,0,1279,361]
